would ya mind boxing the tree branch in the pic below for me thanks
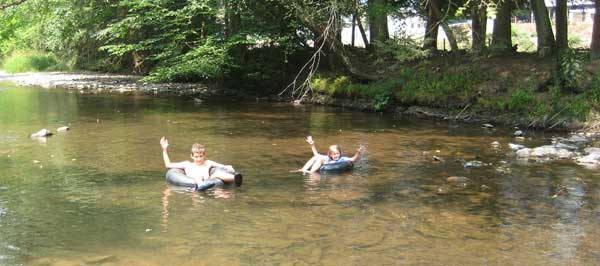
[0,0,29,10]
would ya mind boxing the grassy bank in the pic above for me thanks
[308,52,600,129]
[1,50,68,73]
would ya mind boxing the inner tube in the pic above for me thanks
[165,168,226,191]
[319,160,353,173]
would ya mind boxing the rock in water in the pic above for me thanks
[29,129,52,138]
[508,143,525,150]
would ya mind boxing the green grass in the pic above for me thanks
[1,50,66,73]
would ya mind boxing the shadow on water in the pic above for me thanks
[0,86,599,265]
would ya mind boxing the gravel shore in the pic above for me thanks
[0,71,233,96]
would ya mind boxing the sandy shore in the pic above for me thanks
[0,71,232,96]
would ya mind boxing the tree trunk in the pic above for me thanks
[490,0,512,52]
[530,0,556,56]
[355,12,370,50]
[555,0,568,51]
[471,1,487,51]
[424,0,441,51]
[367,0,389,46]
[351,14,356,47]
[591,0,600,59]
[440,21,459,51]
[225,0,241,37]
[429,0,459,51]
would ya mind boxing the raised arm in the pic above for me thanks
[306,135,320,156]
[347,145,366,162]
[160,137,187,169]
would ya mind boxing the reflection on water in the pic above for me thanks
[0,85,599,265]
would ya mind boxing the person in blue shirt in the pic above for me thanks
[291,135,365,174]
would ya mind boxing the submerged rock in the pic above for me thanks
[553,142,578,151]
[447,176,469,182]
[515,145,576,159]
[574,147,600,166]
[495,165,512,174]
[554,134,589,145]
[463,160,485,168]
[432,155,445,162]
[508,143,525,150]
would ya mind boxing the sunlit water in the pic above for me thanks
[0,83,599,265]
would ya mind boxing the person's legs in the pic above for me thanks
[291,156,319,172]
[210,171,243,186]
[212,172,234,182]
[307,158,323,173]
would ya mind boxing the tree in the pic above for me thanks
[591,0,600,59]
[367,0,389,46]
[555,0,568,50]
[471,0,487,51]
[490,0,512,52]
[530,0,555,55]
[424,0,441,51]
[430,0,459,51]
[352,1,370,49]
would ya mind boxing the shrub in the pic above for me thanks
[511,28,535,52]
[375,38,430,64]
[557,49,584,91]
[505,88,535,111]
[590,72,600,104]
[2,50,65,73]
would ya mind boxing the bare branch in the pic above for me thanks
[0,0,29,10]
[279,2,339,102]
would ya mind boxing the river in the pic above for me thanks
[0,84,599,265]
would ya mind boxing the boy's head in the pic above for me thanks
[190,143,206,162]
[327,145,342,160]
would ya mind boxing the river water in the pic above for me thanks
[0,84,599,265]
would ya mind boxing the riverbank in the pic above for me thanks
[0,71,236,96]
[0,66,597,133]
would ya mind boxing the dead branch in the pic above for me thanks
[0,0,28,10]
[279,2,339,102]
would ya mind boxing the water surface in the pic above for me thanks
[0,84,599,265]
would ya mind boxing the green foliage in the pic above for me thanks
[376,38,430,64]
[568,36,583,48]
[557,49,584,91]
[566,95,590,120]
[511,28,535,52]
[142,39,231,82]
[590,72,600,104]
[1,50,66,73]
[372,91,391,111]
[502,87,535,112]
[311,76,353,97]
[394,67,485,107]
[310,76,397,110]
[480,81,591,122]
